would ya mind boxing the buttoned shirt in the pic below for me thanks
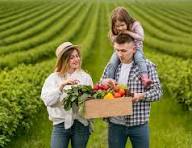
[102,59,162,127]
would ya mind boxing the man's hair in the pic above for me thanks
[114,33,134,44]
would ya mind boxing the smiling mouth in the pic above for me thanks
[73,63,79,65]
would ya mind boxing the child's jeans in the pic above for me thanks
[105,48,147,79]
[134,48,148,74]
[105,52,120,79]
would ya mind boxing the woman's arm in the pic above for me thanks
[41,75,66,107]
[85,73,93,87]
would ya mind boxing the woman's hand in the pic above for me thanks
[59,78,80,91]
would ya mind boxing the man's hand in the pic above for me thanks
[132,93,145,103]
[102,78,117,88]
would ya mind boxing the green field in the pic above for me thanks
[0,0,192,147]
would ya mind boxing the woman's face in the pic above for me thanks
[68,49,80,70]
[114,20,128,34]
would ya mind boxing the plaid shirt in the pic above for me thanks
[102,59,162,127]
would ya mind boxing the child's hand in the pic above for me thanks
[121,30,129,34]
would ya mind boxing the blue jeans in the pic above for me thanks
[134,48,147,74]
[51,120,90,148]
[105,52,120,79]
[108,122,149,148]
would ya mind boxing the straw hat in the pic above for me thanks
[56,42,79,60]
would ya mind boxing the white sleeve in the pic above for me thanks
[40,74,67,107]
[85,74,93,87]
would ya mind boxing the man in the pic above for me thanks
[101,33,162,148]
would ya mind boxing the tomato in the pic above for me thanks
[102,84,109,90]
[93,84,99,90]
[118,88,125,97]
[113,92,121,98]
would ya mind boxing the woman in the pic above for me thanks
[41,42,93,148]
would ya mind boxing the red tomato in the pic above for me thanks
[93,84,99,90]
[118,88,125,97]
[114,92,121,98]
[102,84,109,90]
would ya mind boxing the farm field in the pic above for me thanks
[0,0,192,147]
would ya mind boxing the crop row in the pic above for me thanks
[0,2,72,45]
[0,2,96,70]
[0,1,82,56]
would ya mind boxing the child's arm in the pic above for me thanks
[124,22,144,41]
[126,30,144,41]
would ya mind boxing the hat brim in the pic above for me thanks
[57,45,79,60]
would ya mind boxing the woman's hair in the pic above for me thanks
[54,47,81,76]
[110,7,135,36]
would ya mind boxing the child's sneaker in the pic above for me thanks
[140,74,153,88]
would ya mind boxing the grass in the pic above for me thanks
[149,93,192,148]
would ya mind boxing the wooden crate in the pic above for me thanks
[84,97,133,119]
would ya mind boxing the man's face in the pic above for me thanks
[114,42,135,64]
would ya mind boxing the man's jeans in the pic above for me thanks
[108,122,149,148]
[51,120,90,148]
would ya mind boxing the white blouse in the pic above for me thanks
[41,70,93,129]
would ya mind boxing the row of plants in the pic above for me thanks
[0,2,51,28]
[136,5,192,34]
[128,4,191,37]
[0,2,95,70]
[161,7,192,21]
[0,2,52,31]
[0,1,40,18]
[0,1,81,56]
[144,34,192,59]
[126,4,192,58]
[0,3,63,40]
[128,4,192,41]
[161,3,192,18]
[144,5,192,27]
[145,47,192,111]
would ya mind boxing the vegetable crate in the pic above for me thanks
[84,97,133,119]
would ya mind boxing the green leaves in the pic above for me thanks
[92,90,106,99]
[63,85,107,111]
[0,60,54,147]
[63,85,92,110]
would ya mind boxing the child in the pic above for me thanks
[106,6,152,88]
